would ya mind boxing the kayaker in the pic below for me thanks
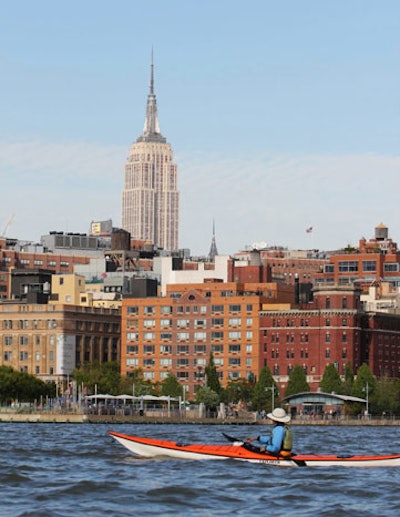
[245,407,292,455]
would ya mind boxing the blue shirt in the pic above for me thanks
[258,424,286,453]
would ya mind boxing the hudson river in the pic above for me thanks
[1,422,400,516]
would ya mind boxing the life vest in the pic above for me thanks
[281,425,292,452]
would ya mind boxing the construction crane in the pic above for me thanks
[1,213,15,237]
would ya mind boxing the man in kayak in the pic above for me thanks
[246,407,292,455]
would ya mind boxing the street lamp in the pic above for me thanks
[265,384,276,411]
[362,382,369,417]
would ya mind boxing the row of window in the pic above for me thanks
[127,304,254,316]
[269,332,348,344]
[2,319,58,330]
[126,357,252,368]
[270,348,348,359]
[131,369,246,381]
[126,344,253,355]
[129,317,253,328]
[2,257,67,267]
[3,351,55,362]
[126,330,254,341]
[3,335,56,346]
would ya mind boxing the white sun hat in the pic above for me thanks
[267,407,291,423]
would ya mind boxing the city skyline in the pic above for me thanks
[1,1,399,256]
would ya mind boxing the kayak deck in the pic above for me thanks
[109,431,400,467]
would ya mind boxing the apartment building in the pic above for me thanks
[121,280,295,397]
[0,302,120,389]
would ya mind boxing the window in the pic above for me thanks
[325,348,331,359]
[342,332,347,343]
[160,306,172,314]
[246,344,253,353]
[127,306,139,315]
[177,332,189,341]
[127,345,138,354]
[325,298,331,309]
[229,317,241,326]
[325,333,331,343]
[144,306,155,315]
[143,319,156,328]
[342,318,347,326]
[363,260,377,272]
[160,358,172,367]
[211,344,224,353]
[160,319,172,327]
[160,345,172,354]
[177,319,190,327]
[229,304,241,313]
[143,332,155,340]
[194,344,206,354]
[127,332,138,341]
[229,344,241,353]
[212,318,224,326]
[194,319,206,327]
[246,318,253,326]
[342,297,348,309]
[194,332,206,341]
[338,261,358,272]
[384,263,399,272]
[211,331,224,340]
[246,331,253,340]
[143,358,155,367]
[326,318,331,326]
[177,345,189,354]
[4,351,12,361]
[211,305,224,313]
[160,332,172,340]
[246,304,253,312]
[214,357,224,366]
[177,358,189,367]
[20,351,28,361]
[19,336,28,346]
[228,331,241,340]
[126,358,138,367]
[4,336,12,346]
[144,371,155,380]
[229,358,241,366]
[143,345,155,354]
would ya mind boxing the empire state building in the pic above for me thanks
[121,57,179,251]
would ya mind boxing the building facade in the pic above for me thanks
[121,280,295,397]
[121,57,179,251]
[0,302,121,387]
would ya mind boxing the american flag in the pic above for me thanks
[306,226,313,234]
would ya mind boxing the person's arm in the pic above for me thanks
[266,426,285,453]
[245,434,270,444]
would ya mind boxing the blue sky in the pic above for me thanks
[1,1,399,255]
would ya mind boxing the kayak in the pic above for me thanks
[109,431,400,467]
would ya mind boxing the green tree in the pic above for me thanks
[319,363,344,394]
[374,377,400,416]
[285,365,310,397]
[0,366,54,404]
[251,366,278,412]
[343,361,354,395]
[222,378,253,405]
[351,363,377,415]
[72,361,121,395]
[205,353,222,394]
[161,372,183,398]
[195,386,220,408]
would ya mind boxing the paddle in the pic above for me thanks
[222,432,307,467]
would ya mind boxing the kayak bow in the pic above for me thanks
[109,431,400,467]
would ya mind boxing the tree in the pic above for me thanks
[195,386,220,408]
[251,366,277,412]
[0,366,54,403]
[72,361,121,395]
[161,372,183,398]
[319,363,344,394]
[222,378,253,405]
[285,365,310,397]
[205,353,222,394]
[343,361,354,395]
[351,363,377,415]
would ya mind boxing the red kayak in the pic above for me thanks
[109,431,400,467]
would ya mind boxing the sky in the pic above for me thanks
[1,1,399,256]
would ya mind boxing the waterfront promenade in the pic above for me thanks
[1,408,399,426]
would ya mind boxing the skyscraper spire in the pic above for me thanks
[138,50,166,143]
[208,220,219,260]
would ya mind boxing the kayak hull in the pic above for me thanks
[109,431,400,467]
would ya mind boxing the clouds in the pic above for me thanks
[2,135,398,256]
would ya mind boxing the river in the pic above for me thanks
[1,423,400,516]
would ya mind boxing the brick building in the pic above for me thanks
[0,302,120,390]
[121,280,295,397]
